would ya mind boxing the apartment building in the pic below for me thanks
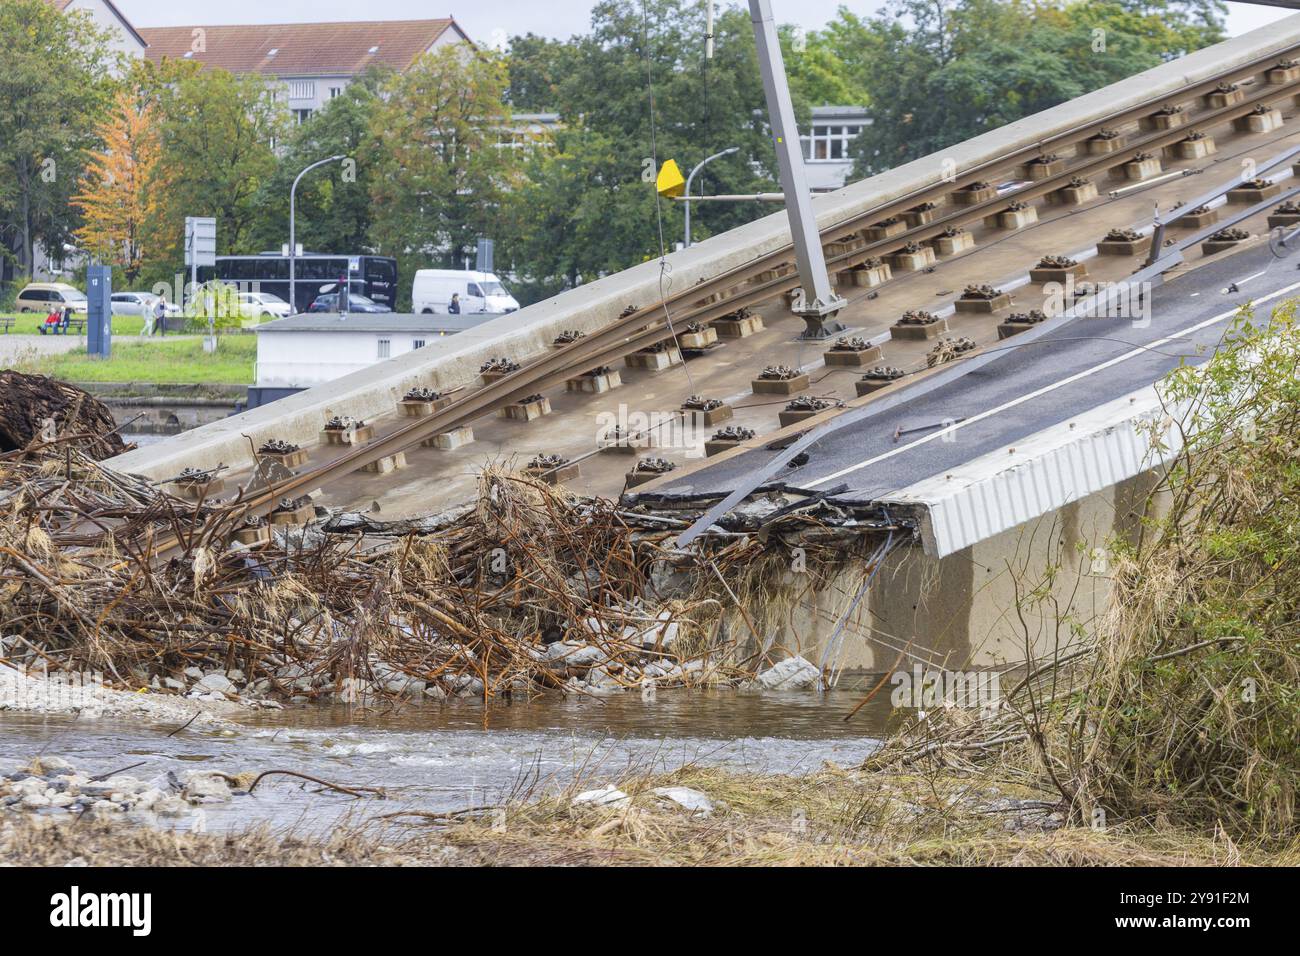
[138,18,471,123]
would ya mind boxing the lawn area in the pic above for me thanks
[11,335,256,385]
[1,311,146,335]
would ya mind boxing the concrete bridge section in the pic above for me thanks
[662,232,1296,675]
[96,16,1300,676]
[106,13,1300,484]
[716,471,1160,677]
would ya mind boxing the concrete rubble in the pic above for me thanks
[752,655,823,690]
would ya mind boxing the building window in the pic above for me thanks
[293,108,314,125]
[412,339,426,350]
[801,124,863,162]
[289,80,316,101]
[377,338,391,359]
[329,86,344,99]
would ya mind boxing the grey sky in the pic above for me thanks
[112,1,1293,46]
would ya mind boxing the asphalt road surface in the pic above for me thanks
[650,239,1300,502]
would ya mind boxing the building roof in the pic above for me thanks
[256,312,493,335]
[137,18,466,77]
[809,105,870,119]
[52,0,149,49]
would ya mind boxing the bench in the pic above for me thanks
[0,316,15,334]
[37,317,87,335]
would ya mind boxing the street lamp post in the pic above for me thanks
[683,146,739,248]
[289,155,345,313]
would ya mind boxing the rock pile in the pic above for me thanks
[1,758,246,818]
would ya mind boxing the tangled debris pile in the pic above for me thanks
[926,336,977,367]
[0,371,128,460]
[0,437,906,706]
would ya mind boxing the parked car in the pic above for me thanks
[412,269,519,315]
[306,291,393,314]
[15,282,89,315]
[110,291,181,319]
[237,291,293,319]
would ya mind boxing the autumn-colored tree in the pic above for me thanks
[73,88,161,284]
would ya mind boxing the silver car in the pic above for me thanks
[111,292,180,318]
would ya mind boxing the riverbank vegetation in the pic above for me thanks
[865,306,1300,846]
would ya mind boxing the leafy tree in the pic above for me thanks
[250,67,391,256]
[0,0,112,280]
[850,0,1227,176]
[368,46,522,306]
[501,0,795,296]
[140,61,287,286]
[72,88,162,284]
[1048,0,1227,58]
[506,34,582,111]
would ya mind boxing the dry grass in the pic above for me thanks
[422,766,1299,867]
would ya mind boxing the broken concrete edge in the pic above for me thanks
[106,13,1300,481]
[625,383,1183,561]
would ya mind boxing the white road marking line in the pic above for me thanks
[806,278,1300,489]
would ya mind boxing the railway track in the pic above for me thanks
[155,41,1300,551]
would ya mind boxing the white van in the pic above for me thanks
[411,269,520,315]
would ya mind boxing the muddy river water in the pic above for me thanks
[0,689,895,834]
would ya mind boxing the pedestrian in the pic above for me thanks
[448,293,461,315]
[151,294,168,336]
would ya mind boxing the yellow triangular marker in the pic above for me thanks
[656,159,686,198]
